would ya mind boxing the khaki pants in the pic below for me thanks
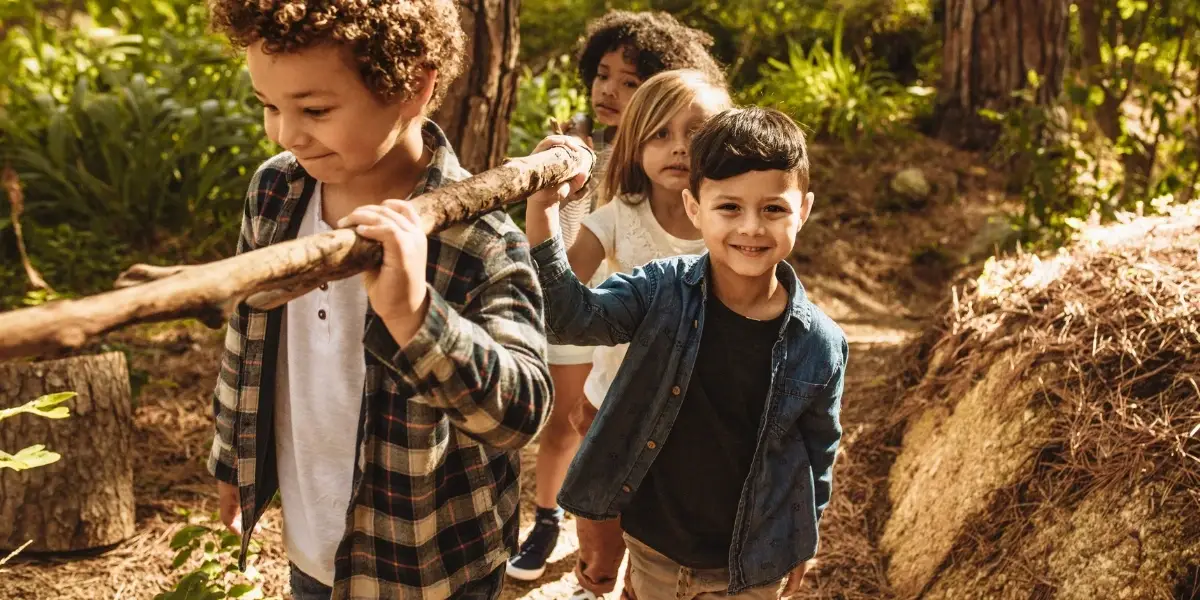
[622,534,782,600]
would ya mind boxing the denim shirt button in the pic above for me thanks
[692,319,698,328]
[622,485,632,493]
[646,441,657,449]
[671,386,681,396]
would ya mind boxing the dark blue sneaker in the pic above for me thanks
[506,508,563,581]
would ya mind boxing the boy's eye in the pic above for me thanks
[716,203,738,211]
[622,79,639,89]
[765,205,787,213]
[304,107,330,117]
[262,104,279,113]
[596,73,609,81]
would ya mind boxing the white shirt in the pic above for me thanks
[579,195,707,408]
[273,183,368,585]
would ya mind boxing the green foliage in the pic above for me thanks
[505,54,591,229]
[507,54,592,159]
[0,0,270,305]
[517,0,938,88]
[747,14,932,145]
[988,1,1200,245]
[154,510,263,600]
[0,391,75,472]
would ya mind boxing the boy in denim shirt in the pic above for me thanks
[525,107,847,599]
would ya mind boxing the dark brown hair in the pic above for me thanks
[689,107,810,197]
[577,10,725,92]
[207,0,465,107]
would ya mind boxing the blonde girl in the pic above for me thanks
[524,68,732,600]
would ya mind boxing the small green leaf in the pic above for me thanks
[204,541,215,553]
[169,525,208,550]
[172,546,195,569]
[199,559,223,577]
[227,584,256,597]
[0,445,63,471]
[220,533,240,550]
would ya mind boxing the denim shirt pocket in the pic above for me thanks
[769,378,828,439]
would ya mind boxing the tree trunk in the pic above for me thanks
[0,352,135,552]
[433,0,521,173]
[936,0,1070,149]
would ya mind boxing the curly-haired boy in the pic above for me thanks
[203,1,553,598]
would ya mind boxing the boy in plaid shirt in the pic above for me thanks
[204,0,556,597]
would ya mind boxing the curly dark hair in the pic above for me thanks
[207,0,465,108]
[577,10,726,92]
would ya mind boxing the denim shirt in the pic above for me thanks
[531,235,847,593]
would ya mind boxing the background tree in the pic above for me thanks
[936,0,1071,149]
[433,0,522,172]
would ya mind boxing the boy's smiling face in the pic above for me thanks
[246,42,430,184]
[684,169,812,278]
[591,47,642,127]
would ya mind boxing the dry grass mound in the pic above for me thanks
[881,203,1200,599]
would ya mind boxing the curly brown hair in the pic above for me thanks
[207,0,465,108]
[577,10,726,92]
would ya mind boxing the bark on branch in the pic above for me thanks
[0,146,589,361]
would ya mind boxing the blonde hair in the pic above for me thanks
[599,69,731,207]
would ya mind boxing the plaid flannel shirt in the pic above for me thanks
[207,121,552,599]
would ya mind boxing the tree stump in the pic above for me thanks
[0,352,135,552]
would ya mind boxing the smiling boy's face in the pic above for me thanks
[246,42,431,183]
[684,169,812,278]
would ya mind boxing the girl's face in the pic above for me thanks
[591,48,642,127]
[638,96,723,193]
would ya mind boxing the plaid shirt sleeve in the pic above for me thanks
[363,223,552,450]
[206,165,269,485]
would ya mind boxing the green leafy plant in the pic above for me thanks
[0,0,271,303]
[154,510,264,600]
[748,13,928,145]
[0,391,75,567]
[0,391,74,472]
[983,2,1200,246]
[507,54,591,158]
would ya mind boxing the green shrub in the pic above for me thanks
[746,14,930,145]
[507,54,592,159]
[0,1,271,303]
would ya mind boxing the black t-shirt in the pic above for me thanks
[621,295,784,569]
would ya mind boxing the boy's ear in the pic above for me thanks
[798,190,815,225]
[683,188,701,227]
[402,68,439,117]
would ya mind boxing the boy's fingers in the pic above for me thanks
[381,200,424,231]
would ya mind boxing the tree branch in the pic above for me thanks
[0,146,590,360]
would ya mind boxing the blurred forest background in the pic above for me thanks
[2,0,1197,307]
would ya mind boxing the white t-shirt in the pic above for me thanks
[579,194,706,408]
[274,183,368,585]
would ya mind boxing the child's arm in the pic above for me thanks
[342,202,552,450]
[524,137,657,347]
[803,338,849,522]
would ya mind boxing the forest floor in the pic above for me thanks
[0,134,1013,600]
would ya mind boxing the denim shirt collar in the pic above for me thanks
[681,253,813,330]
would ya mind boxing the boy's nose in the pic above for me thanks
[275,117,305,150]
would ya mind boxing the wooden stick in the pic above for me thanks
[0,146,589,360]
